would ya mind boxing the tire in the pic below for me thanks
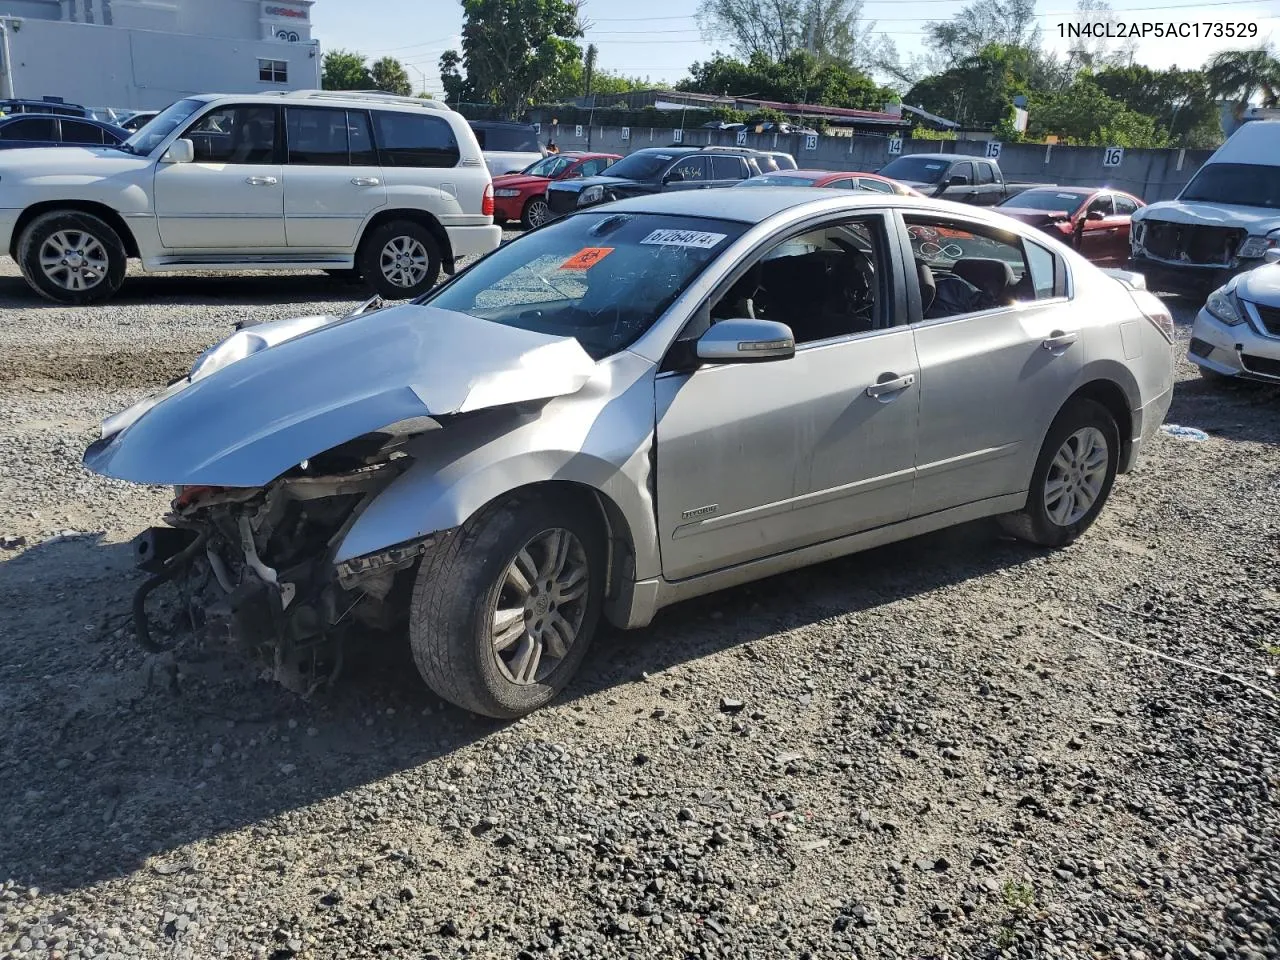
[408,492,606,719]
[17,210,127,305]
[521,195,552,230]
[356,220,441,299]
[998,399,1120,548]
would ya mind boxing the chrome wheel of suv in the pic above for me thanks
[379,235,431,289]
[39,230,110,292]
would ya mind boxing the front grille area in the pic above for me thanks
[1241,354,1280,378]
[1141,221,1246,266]
[1252,303,1280,338]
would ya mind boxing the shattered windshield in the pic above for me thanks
[420,213,747,359]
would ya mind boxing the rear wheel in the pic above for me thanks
[408,493,605,719]
[17,210,127,304]
[999,399,1119,547]
[521,195,552,230]
[357,220,441,299]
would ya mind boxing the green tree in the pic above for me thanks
[1028,78,1168,147]
[590,71,657,96]
[922,0,1039,70]
[903,44,1049,128]
[583,43,597,98]
[1205,46,1280,121]
[322,49,373,90]
[370,56,413,96]
[439,0,584,116]
[696,0,893,75]
[680,50,894,111]
[1092,64,1219,147]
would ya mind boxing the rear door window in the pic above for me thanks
[60,120,107,144]
[373,111,459,168]
[2,117,55,140]
[710,155,747,180]
[472,125,539,152]
[286,107,349,165]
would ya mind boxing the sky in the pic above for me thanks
[310,0,1280,99]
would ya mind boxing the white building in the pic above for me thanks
[0,0,321,111]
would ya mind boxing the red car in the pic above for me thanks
[738,168,925,196]
[492,152,621,228]
[996,187,1145,265]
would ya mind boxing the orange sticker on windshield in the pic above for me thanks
[560,247,614,270]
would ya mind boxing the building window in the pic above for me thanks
[259,59,288,84]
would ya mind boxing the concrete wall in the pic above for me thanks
[1,17,320,108]
[540,124,1214,203]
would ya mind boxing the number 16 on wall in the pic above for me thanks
[1103,146,1124,167]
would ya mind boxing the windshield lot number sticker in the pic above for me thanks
[560,247,615,270]
[640,229,727,249]
[1104,146,1124,167]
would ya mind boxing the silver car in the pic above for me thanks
[84,190,1176,718]
[1188,249,1280,383]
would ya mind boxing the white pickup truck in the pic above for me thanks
[0,90,500,303]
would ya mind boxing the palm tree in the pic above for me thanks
[1205,46,1280,120]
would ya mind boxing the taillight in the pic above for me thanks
[482,183,494,217]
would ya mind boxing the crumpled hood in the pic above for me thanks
[82,305,597,487]
[1235,262,1280,303]
[1135,200,1280,234]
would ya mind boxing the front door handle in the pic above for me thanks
[866,373,915,398]
[245,175,278,186]
[1042,331,1078,351]
[351,176,381,186]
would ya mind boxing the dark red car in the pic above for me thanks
[996,187,1145,265]
[737,168,925,196]
[492,152,621,228]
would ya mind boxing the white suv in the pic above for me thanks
[0,90,500,304]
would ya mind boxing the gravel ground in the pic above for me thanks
[0,246,1277,960]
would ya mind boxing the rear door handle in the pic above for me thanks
[245,176,278,186]
[351,177,381,186]
[866,373,915,398]
[1042,331,1078,351]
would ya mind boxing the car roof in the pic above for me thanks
[593,187,1049,229]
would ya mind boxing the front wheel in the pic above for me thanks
[17,210,127,304]
[521,195,552,230]
[408,494,605,718]
[999,399,1119,547]
[357,220,441,299]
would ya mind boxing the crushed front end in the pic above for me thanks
[133,454,427,694]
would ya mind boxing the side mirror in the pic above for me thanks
[1265,247,1280,265]
[1087,209,1106,221]
[696,319,795,364]
[948,174,969,186]
[664,171,684,183]
[161,138,194,164]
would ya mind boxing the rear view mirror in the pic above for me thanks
[697,319,795,363]
[665,171,684,183]
[161,138,194,164]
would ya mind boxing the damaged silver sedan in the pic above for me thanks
[85,190,1176,718]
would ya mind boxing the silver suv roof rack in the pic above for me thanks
[263,89,451,111]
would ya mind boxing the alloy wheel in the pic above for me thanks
[1043,426,1109,526]
[39,230,109,292]
[525,198,550,228]
[490,528,590,686]
[379,236,430,289]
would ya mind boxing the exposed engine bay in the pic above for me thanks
[134,443,431,693]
